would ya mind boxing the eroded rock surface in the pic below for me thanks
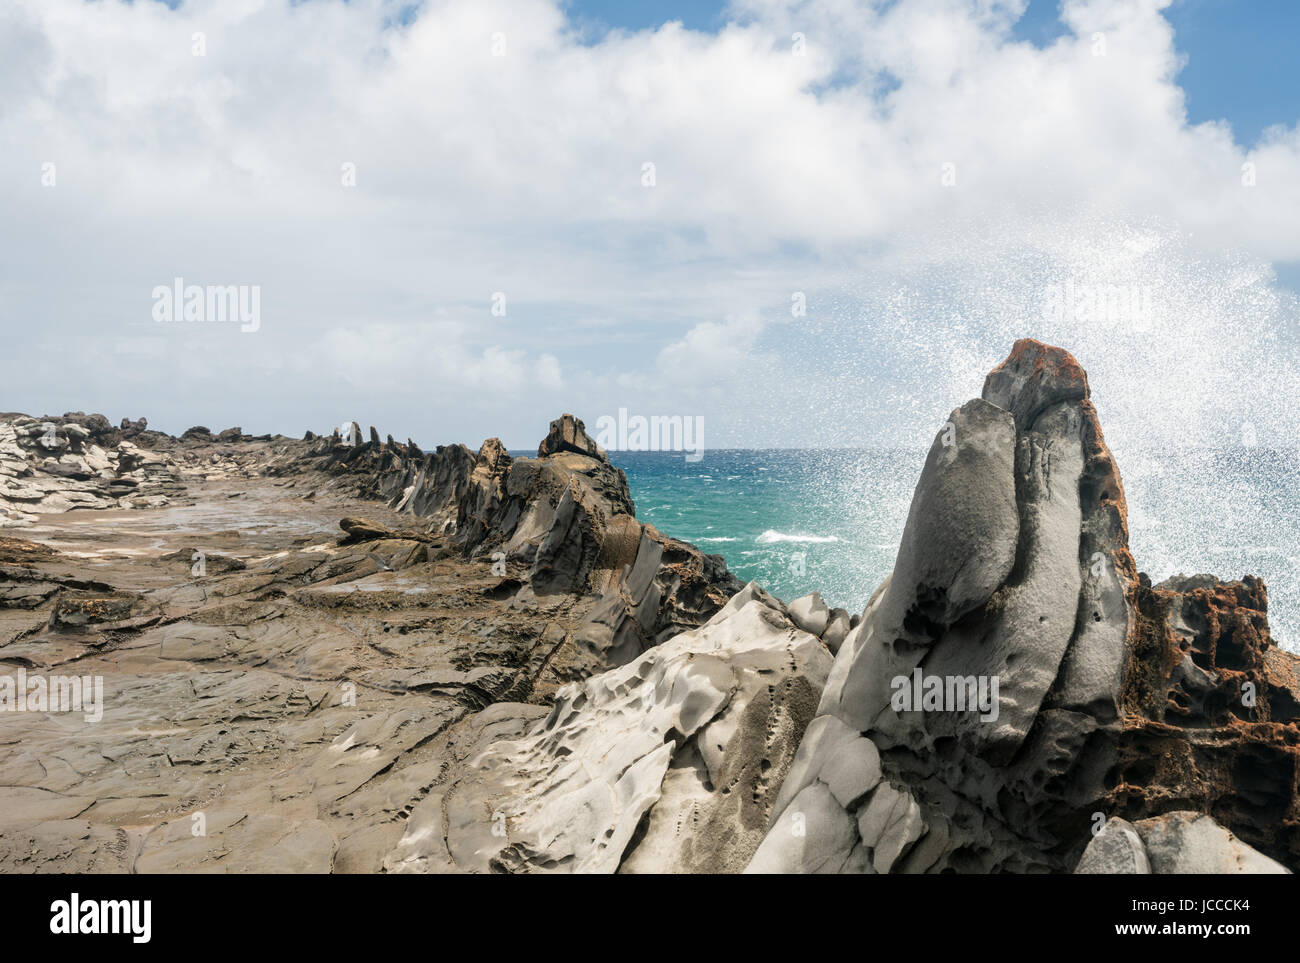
[1076,813,1288,874]
[2,341,1296,875]
[0,410,762,873]
[750,339,1300,874]
[384,584,832,874]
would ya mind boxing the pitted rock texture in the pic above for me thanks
[0,411,769,873]
[383,583,832,874]
[2,348,1295,875]
[751,339,1300,874]
[1109,573,1300,864]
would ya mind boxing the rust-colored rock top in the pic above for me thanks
[982,338,1091,432]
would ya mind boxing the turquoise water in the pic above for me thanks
[608,448,1300,652]
[610,449,914,615]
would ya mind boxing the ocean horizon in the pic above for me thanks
[493,446,1300,654]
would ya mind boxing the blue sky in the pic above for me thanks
[1159,0,1300,145]
[570,0,1300,311]
[140,0,1300,152]
[573,0,1299,146]
[5,0,1300,454]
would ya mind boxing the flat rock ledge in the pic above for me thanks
[0,339,1296,875]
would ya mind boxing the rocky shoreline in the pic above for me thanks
[0,341,1295,873]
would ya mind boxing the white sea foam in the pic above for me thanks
[755,530,840,545]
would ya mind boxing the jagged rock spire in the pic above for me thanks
[748,339,1297,873]
[537,413,606,460]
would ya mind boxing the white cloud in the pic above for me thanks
[311,322,564,393]
[0,0,1297,450]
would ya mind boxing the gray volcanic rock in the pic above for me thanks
[817,395,1021,739]
[335,516,438,546]
[537,413,605,460]
[1076,812,1289,874]
[1132,812,1290,874]
[3,346,1296,876]
[567,525,742,677]
[0,409,749,876]
[823,608,851,654]
[788,592,830,637]
[747,782,862,874]
[0,416,185,526]
[982,341,1090,432]
[383,585,832,874]
[750,339,1300,874]
[284,414,739,682]
[1073,818,1151,874]
[338,517,393,543]
[0,477,627,874]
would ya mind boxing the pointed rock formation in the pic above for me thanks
[286,413,743,684]
[537,413,606,460]
[749,339,1300,873]
[5,341,1292,875]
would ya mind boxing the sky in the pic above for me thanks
[2,0,1298,453]
[574,0,1300,148]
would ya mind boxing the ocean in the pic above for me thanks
[608,447,1300,653]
